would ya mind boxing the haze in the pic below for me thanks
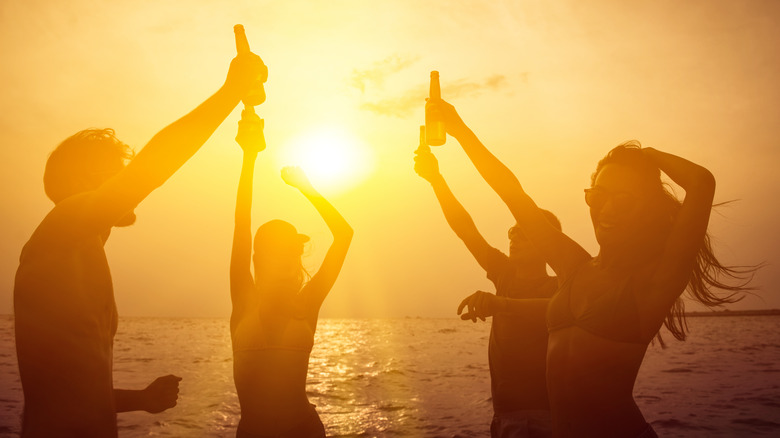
[1,0,777,318]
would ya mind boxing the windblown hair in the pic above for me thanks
[592,140,757,344]
[44,128,134,203]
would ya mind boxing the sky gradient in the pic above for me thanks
[1,0,778,318]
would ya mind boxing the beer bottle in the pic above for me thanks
[425,71,446,146]
[233,24,267,106]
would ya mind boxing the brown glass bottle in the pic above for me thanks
[425,71,446,146]
[233,24,267,106]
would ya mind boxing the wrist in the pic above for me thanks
[218,82,245,107]
[139,388,152,412]
[298,186,319,197]
[428,173,445,185]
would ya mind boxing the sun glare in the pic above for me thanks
[279,127,373,193]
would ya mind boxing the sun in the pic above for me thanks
[278,126,373,193]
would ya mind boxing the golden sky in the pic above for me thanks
[1,0,778,317]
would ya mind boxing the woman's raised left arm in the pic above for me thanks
[641,148,715,311]
[282,167,353,310]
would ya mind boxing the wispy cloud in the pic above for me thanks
[360,87,426,118]
[349,55,420,93]
[360,74,515,118]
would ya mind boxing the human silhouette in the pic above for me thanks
[438,100,754,438]
[414,140,559,437]
[229,110,353,437]
[12,45,265,437]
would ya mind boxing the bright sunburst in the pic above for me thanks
[279,126,373,193]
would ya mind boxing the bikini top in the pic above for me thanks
[233,300,315,354]
[546,263,651,345]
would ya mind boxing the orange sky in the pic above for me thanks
[1,0,778,317]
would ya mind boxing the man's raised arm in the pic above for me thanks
[83,52,264,231]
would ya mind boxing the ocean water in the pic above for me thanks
[1,315,779,437]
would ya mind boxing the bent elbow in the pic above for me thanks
[699,167,716,189]
[338,225,354,242]
[693,167,716,197]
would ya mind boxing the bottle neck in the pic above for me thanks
[429,73,441,99]
[235,30,251,55]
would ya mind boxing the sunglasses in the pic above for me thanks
[584,187,637,212]
[508,226,527,240]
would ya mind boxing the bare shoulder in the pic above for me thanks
[15,198,111,317]
[24,193,99,249]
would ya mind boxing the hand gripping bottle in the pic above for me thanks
[234,24,268,107]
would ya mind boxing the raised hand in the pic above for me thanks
[414,145,441,183]
[235,108,265,153]
[281,166,315,192]
[141,374,182,414]
[439,100,469,139]
[457,291,501,323]
[224,51,266,100]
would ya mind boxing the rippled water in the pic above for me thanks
[1,315,779,437]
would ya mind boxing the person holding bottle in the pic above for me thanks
[435,100,754,438]
[13,35,265,437]
[229,110,353,437]
[414,135,559,438]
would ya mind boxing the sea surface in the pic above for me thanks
[1,315,779,437]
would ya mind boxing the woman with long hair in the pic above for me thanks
[443,102,754,438]
[230,110,353,437]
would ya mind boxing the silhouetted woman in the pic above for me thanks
[444,102,754,438]
[230,110,353,437]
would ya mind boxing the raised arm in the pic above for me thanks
[414,143,503,272]
[230,109,266,308]
[82,52,265,232]
[282,167,353,311]
[640,148,716,314]
[442,101,590,278]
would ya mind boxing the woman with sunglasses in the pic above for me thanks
[230,109,353,437]
[442,102,753,438]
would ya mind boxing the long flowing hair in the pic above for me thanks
[592,141,758,343]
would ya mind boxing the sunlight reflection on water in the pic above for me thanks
[1,316,779,437]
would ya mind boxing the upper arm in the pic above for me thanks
[301,229,353,312]
[77,160,160,232]
[451,218,507,275]
[454,137,591,278]
[502,189,592,279]
[230,260,254,308]
[426,176,503,274]
[229,230,254,324]
[644,169,716,312]
[470,242,509,281]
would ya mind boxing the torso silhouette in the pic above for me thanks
[14,193,120,437]
[231,290,316,434]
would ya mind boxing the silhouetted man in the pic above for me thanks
[13,47,264,437]
[415,141,559,438]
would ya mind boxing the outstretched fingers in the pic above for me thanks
[457,292,484,323]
